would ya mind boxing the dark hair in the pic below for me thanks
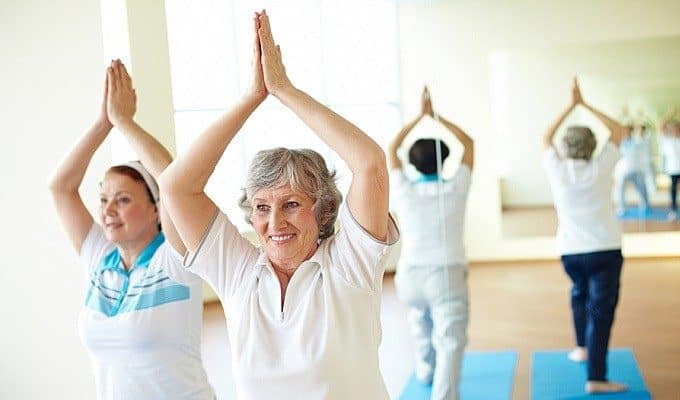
[107,165,156,204]
[408,139,450,174]
[105,166,160,231]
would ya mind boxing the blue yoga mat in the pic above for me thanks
[532,348,650,400]
[618,206,674,221]
[399,350,517,400]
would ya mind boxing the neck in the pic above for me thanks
[117,229,159,270]
[270,243,319,279]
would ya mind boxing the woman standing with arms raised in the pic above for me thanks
[49,60,214,400]
[160,11,398,400]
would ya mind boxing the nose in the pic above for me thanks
[269,208,287,229]
[103,200,117,216]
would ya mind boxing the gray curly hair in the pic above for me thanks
[238,148,343,240]
[563,126,597,160]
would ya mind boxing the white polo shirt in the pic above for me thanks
[390,165,471,267]
[543,143,621,255]
[184,202,399,400]
[78,224,214,400]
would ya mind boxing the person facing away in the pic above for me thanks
[387,86,474,400]
[541,77,627,395]
[659,118,680,219]
[159,10,399,400]
[48,60,214,399]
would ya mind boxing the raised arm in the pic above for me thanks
[388,86,432,170]
[106,60,188,254]
[582,104,624,147]
[159,13,267,253]
[48,71,112,252]
[431,89,475,170]
[543,79,581,151]
[257,11,389,240]
[389,115,423,170]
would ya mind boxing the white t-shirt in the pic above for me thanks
[543,143,622,255]
[78,224,214,400]
[390,165,471,266]
[660,134,680,175]
[184,202,399,400]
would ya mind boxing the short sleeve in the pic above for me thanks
[596,142,620,171]
[183,211,260,301]
[330,202,400,292]
[153,242,201,286]
[542,146,560,174]
[79,223,115,276]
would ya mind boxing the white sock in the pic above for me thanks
[567,346,587,362]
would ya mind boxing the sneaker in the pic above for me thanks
[585,380,628,394]
[567,347,588,362]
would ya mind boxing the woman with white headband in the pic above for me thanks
[542,78,626,395]
[48,60,214,400]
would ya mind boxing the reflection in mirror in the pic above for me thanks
[490,36,680,236]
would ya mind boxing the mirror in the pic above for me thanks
[490,36,680,236]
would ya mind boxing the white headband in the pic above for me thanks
[116,161,160,204]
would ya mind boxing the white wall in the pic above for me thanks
[396,0,680,260]
[0,0,105,397]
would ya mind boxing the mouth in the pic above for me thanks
[105,222,123,230]
[268,233,296,244]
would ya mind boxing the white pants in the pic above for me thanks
[395,264,469,400]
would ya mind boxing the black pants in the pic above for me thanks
[561,249,623,381]
[670,174,679,211]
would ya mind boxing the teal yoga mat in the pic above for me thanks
[532,348,650,399]
[399,350,517,400]
[618,206,674,221]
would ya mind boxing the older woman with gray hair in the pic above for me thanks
[160,10,398,400]
[542,78,627,395]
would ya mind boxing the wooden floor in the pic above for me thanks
[200,257,680,399]
[502,206,679,237]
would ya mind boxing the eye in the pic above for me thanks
[99,197,107,205]
[284,201,300,210]
[116,196,130,205]
[255,204,270,213]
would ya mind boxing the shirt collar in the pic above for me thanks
[100,232,165,273]
[415,173,440,183]
[254,239,327,269]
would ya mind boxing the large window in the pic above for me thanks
[165,0,402,230]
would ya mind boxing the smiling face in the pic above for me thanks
[250,184,320,272]
[99,171,159,246]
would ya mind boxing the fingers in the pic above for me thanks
[257,10,276,55]
[118,61,133,91]
[113,59,122,88]
[253,12,261,56]
[106,64,116,94]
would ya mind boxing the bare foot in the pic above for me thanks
[585,380,628,393]
[567,346,587,362]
